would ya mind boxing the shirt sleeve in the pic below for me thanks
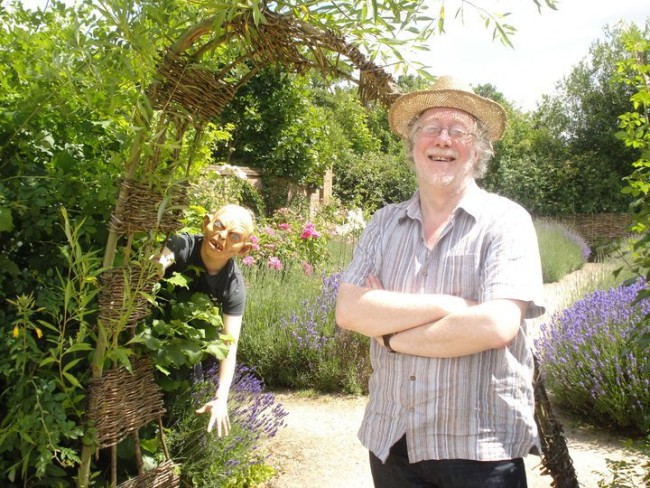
[220,263,247,316]
[341,211,383,287]
[480,206,546,319]
[164,233,195,274]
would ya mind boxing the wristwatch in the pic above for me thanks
[382,333,397,353]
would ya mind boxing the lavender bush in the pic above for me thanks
[240,269,371,394]
[536,280,650,434]
[167,364,288,487]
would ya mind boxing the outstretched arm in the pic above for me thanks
[195,313,243,436]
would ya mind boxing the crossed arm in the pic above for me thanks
[335,277,527,358]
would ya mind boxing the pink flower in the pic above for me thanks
[300,222,321,239]
[278,223,291,231]
[249,235,260,251]
[267,256,283,271]
[302,261,313,276]
[242,256,255,266]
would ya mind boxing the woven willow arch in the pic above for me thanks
[79,7,578,488]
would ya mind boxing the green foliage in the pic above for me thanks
[481,22,648,215]
[333,150,417,214]
[613,24,650,360]
[217,68,330,187]
[134,274,231,392]
[189,166,266,219]
[615,25,650,278]
[0,209,100,485]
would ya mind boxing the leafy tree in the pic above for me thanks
[615,24,650,291]
[523,21,648,214]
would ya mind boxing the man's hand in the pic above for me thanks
[196,397,230,436]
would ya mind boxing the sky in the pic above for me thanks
[410,0,648,110]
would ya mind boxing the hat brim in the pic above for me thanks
[388,89,507,141]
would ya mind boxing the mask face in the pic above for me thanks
[202,207,252,259]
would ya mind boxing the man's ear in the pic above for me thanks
[239,242,253,256]
[202,214,211,232]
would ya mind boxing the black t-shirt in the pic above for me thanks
[164,233,246,316]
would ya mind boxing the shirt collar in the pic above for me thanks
[402,181,484,223]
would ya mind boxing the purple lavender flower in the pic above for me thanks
[536,279,650,433]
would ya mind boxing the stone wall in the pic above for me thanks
[207,164,333,216]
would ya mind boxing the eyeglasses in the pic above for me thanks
[416,125,474,140]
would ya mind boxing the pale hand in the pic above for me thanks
[196,397,230,436]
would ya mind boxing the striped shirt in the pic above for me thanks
[341,182,545,463]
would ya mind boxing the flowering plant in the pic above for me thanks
[167,364,287,486]
[242,207,329,274]
[536,280,650,433]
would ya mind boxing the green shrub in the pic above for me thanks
[333,150,417,215]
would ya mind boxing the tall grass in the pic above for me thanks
[535,219,591,283]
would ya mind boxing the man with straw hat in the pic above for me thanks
[336,76,545,487]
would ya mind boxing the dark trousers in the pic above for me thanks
[369,435,528,488]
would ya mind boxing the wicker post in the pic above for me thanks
[533,355,580,488]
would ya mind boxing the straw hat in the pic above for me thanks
[388,75,507,141]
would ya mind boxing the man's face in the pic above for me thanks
[410,107,479,191]
[202,207,251,259]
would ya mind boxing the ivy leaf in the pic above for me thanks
[205,341,229,360]
[165,272,190,289]
[165,342,186,366]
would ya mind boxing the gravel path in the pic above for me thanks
[259,264,648,487]
[261,392,646,488]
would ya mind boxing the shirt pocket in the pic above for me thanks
[441,253,480,297]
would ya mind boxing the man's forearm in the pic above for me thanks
[335,282,474,337]
[388,299,527,358]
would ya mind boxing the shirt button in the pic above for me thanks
[410,375,416,381]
